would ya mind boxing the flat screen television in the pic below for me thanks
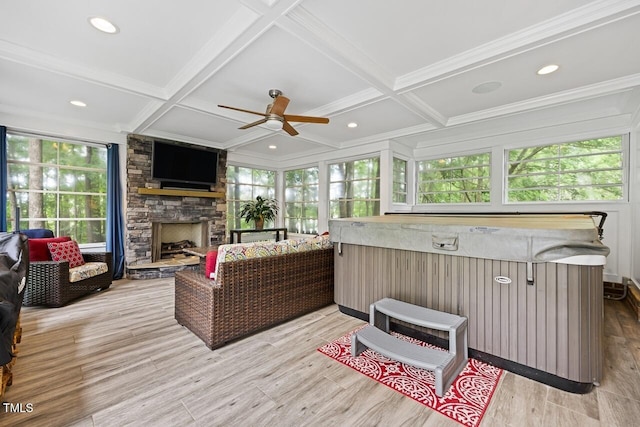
[151,141,219,187]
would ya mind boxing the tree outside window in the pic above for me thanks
[329,157,380,218]
[226,166,276,231]
[417,153,490,204]
[285,167,318,234]
[393,157,407,204]
[506,136,624,202]
[5,134,107,243]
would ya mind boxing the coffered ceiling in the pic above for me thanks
[1,0,640,164]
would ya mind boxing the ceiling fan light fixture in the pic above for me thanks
[265,118,283,130]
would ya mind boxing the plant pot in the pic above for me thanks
[254,217,264,230]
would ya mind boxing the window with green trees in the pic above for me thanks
[226,166,276,231]
[506,136,624,202]
[5,133,107,243]
[329,157,380,218]
[284,167,318,234]
[393,157,407,203]
[417,153,491,203]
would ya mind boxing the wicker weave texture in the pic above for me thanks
[174,248,334,349]
[23,252,113,307]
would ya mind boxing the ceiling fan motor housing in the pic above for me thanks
[268,89,282,99]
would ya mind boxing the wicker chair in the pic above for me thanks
[23,252,112,307]
[175,248,334,349]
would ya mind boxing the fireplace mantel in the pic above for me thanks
[138,188,224,198]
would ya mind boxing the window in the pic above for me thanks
[6,134,107,244]
[329,157,380,218]
[393,157,407,203]
[226,166,276,230]
[417,153,490,203]
[284,167,319,234]
[506,136,624,202]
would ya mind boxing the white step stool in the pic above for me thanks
[351,298,468,397]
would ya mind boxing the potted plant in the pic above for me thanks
[239,196,279,230]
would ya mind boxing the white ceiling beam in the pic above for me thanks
[280,7,447,127]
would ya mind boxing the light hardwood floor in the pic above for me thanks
[2,278,640,427]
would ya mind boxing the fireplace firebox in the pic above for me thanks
[151,221,208,262]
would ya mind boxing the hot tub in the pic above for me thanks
[329,213,609,393]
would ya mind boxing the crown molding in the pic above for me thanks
[0,40,166,100]
[448,73,640,126]
[398,92,448,127]
[139,129,225,149]
[396,0,640,92]
[0,105,127,144]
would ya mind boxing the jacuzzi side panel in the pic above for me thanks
[334,244,603,385]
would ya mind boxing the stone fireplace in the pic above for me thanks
[125,134,226,279]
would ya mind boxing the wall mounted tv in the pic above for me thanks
[151,141,219,188]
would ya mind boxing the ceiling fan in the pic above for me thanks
[218,89,329,136]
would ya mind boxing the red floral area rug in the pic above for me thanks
[317,327,503,427]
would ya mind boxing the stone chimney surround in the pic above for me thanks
[125,134,226,279]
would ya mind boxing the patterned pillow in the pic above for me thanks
[47,240,85,268]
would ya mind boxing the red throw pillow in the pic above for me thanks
[205,250,218,279]
[28,236,72,262]
[47,240,85,268]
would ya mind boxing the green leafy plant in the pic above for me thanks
[239,196,279,229]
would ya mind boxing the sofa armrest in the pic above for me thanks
[82,251,112,265]
[29,260,71,284]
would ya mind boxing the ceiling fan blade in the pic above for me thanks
[283,114,329,124]
[282,120,299,136]
[239,118,268,129]
[218,104,268,117]
[270,96,290,116]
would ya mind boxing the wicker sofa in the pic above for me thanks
[174,239,334,349]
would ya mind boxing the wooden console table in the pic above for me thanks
[229,228,288,244]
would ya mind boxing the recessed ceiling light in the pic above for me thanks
[471,81,502,94]
[88,16,119,34]
[268,145,277,150]
[70,100,87,107]
[347,122,358,128]
[537,64,559,75]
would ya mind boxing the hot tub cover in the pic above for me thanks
[329,214,609,265]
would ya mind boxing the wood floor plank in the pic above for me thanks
[2,277,640,426]
[541,401,600,427]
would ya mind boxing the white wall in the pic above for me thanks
[632,125,640,284]
[228,115,636,284]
